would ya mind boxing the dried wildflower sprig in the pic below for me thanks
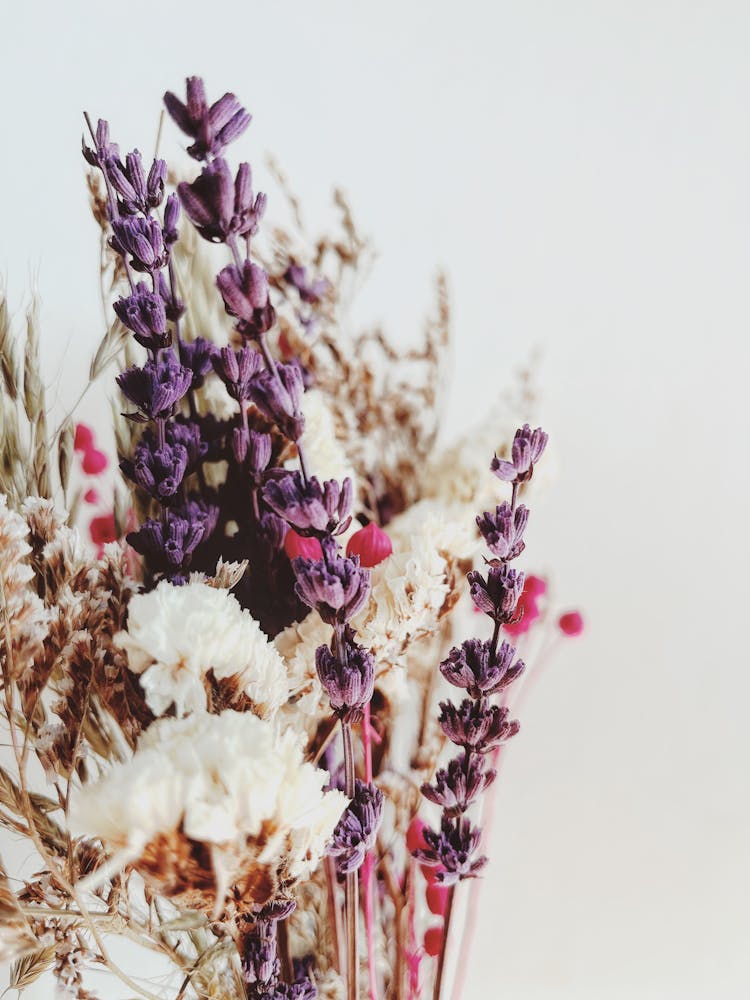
[415,424,547,1000]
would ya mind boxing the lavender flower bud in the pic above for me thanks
[242,923,280,988]
[491,424,548,485]
[259,511,288,551]
[247,431,272,477]
[292,549,370,624]
[177,158,234,242]
[284,263,330,304]
[476,502,529,561]
[163,193,181,246]
[263,472,352,538]
[117,356,192,422]
[413,817,487,885]
[249,364,305,441]
[232,425,249,464]
[120,438,189,501]
[467,565,525,623]
[216,261,275,339]
[180,337,217,389]
[128,510,205,570]
[421,754,496,817]
[211,345,263,401]
[440,638,525,698]
[164,77,251,160]
[111,216,166,272]
[113,283,170,351]
[328,780,384,874]
[438,698,520,752]
[315,636,375,723]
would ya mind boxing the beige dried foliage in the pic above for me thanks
[0,859,38,961]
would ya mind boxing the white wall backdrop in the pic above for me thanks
[2,2,749,997]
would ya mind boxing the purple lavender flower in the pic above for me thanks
[106,150,166,214]
[127,511,205,570]
[163,77,251,160]
[180,337,216,389]
[166,419,208,472]
[263,472,352,537]
[440,638,525,698]
[438,698,520,752]
[249,363,305,441]
[467,564,525,623]
[315,635,375,723]
[120,438,189,501]
[328,780,384,874]
[421,754,496,817]
[284,264,330,305]
[113,283,170,352]
[413,817,487,886]
[247,431,272,477]
[476,502,529,561]
[211,344,263,401]
[293,548,370,624]
[242,924,280,989]
[82,118,119,167]
[176,158,264,243]
[163,193,181,247]
[216,260,275,339]
[117,356,192,422]
[491,424,548,485]
[110,216,166,273]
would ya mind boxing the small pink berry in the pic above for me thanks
[346,522,393,568]
[83,488,100,505]
[74,423,94,452]
[82,448,108,475]
[558,610,584,637]
[423,926,443,958]
[406,817,428,854]
[284,530,323,561]
[89,514,116,547]
[421,864,446,886]
[426,883,450,916]
[525,575,547,598]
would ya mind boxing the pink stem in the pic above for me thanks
[362,704,380,1000]
[450,630,560,1000]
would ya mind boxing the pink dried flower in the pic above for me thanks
[558,610,584,636]
[346,521,393,568]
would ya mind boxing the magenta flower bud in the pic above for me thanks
[346,522,393,568]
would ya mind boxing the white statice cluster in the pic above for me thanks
[353,501,474,679]
[115,578,288,718]
[274,612,333,735]
[70,710,347,884]
[294,388,357,493]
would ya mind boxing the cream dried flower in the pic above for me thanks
[115,578,288,718]
[69,710,348,912]
[293,388,357,494]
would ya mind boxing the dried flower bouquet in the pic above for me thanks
[0,77,582,1000]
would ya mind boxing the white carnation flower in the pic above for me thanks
[116,579,288,718]
[70,711,347,899]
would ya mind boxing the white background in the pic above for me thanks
[2,2,749,997]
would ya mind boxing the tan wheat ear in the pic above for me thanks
[0,860,38,962]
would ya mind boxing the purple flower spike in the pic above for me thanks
[328,780,384,874]
[315,635,375,723]
[128,510,205,570]
[440,638,525,698]
[491,424,548,485]
[249,364,306,441]
[467,564,525,624]
[163,77,251,160]
[263,472,352,538]
[247,431,272,477]
[476,502,529,561]
[284,263,330,305]
[413,817,487,885]
[211,345,263,401]
[216,260,275,339]
[163,193,181,246]
[106,150,166,214]
[117,356,192,422]
[292,549,370,624]
[111,216,166,273]
[438,698,520,753]
[113,282,170,351]
[421,754,496,817]
[242,925,280,990]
